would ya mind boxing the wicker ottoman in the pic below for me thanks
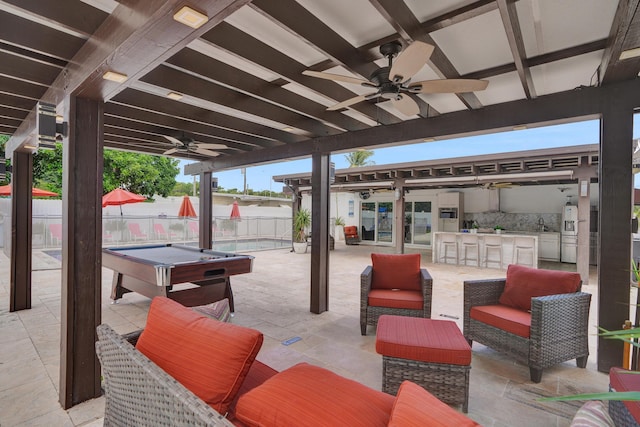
[375,315,471,412]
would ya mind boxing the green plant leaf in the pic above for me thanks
[540,391,640,402]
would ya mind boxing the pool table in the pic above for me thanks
[102,244,254,310]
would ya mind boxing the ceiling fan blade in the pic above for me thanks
[163,135,183,146]
[193,147,220,157]
[327,94,368,111]
[195,143,227,150]
[163,148,178,155]
[302,70,372,86]
[409,79,489,94]
[391,94,419,116]
[389,41,434,84]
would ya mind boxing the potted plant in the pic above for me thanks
[334,216,345,241]
[293,208,311,254]
[494,225,504,234]
[470,223,479,234]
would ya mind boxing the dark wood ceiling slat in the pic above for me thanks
[168,48,369,132]
[0,10,85,61]
[497,0,536,98]
[599,0,640,84]
[0,75,47,100]
[368,0,483,110]
[110,88,298,146]
[0,51,61,85]
[0,93,38,111]
[141,64,340,138]
[0,106,29,121]
[0,124,17,135]
[201,23,400,125]
[2,0,108,37]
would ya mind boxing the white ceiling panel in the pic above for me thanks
[531,51,604,96]
[417,92,467,114]
[225,5,326,67]
[404,0,478,22]
[430,10,513,74]
[474,72,526,106]
[295,0,395,47]
[516,0,618,57]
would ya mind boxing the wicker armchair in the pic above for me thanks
[96,324,234,427]
[360,253,433,335]
[463,276,591,383]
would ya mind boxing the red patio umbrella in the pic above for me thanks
[102,188,146,215]
[0,184,58,197]
[230,200,241,221]
[178,195,197,218]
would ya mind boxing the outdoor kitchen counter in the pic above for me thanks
[432,232,538,269]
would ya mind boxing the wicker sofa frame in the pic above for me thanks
[463,278,591,383]
[360,266,433,335]
[96,324,234,427]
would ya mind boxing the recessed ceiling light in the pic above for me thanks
[23,143,38,151]
[422,138,435,142]
[282,127,294,132]
[102,71,128,83]
[173,6,208,29]
[513,125,527,131]
[620,47,640,61]
[167,92,183,100]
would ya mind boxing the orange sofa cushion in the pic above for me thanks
[136,297,263,415]
[470,304,531,338]
[376,316,471,365]
[610,367,640,423]
[368,289,423,310]
[228,360,278,421]
[499,264,581,311]
[235,362,394,427]
[344,225,358,237]
[388,381,480,427]
[371,253,421,291]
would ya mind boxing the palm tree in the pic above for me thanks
[345,150,375,168]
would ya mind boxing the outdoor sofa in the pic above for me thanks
[97,296,480,426]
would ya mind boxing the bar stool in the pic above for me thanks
[482,235,503,268]
[439,234,458,264]
[460,234,480,267]
[513,236,535,267]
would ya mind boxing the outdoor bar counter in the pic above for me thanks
[432,232,538,269]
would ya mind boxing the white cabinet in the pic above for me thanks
[437,192,464,232]
[538,232,560,261]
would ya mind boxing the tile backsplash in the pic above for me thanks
[463,212,561,232]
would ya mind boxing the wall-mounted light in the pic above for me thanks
[167,92,183,100]
[394,188,401,200]
[173,6,208,29]
[580,180,589,197]
[103,71,128,83]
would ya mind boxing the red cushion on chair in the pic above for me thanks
[368,289,423,310]
[470,305,531,338]
[610,367,640,424]
[498,264,581,311]
[371,253,421,291]
[344,226,358,237]
[388,381,480,427]
[136,297,263,415]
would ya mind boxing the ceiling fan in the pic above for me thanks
[162,135,226,157]
[302,41,489,116]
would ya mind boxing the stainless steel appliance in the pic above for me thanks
[561,205,578,263]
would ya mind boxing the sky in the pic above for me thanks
[175,115,640,192]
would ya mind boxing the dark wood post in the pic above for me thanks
[199,172,213,249]
[59,96,103,408]
[310,152,330,313]
[9,150,33,312]
[597,97,634,372]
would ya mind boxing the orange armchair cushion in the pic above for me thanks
[388,381,480,427]
[371,253,421,291]
[498,264,581,311]
[235,362,394,427]
[344,226,358,237]
[470,304,531,338]
[368,289,423,310]
[136,297,263,415]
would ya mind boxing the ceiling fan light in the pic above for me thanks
[173,6,208,29]
[103,71,128,83]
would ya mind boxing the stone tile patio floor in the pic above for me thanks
[0,241,614,426]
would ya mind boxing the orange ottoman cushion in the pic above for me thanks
[388,381,480,427]
[368,289,423,310]
[371,253,421,291]
[235,362,394,427]
[376,315,471,366]
[470,304,531,338]
[136,297,263,415]
[610,367,640,423]
[499,264,581,311]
